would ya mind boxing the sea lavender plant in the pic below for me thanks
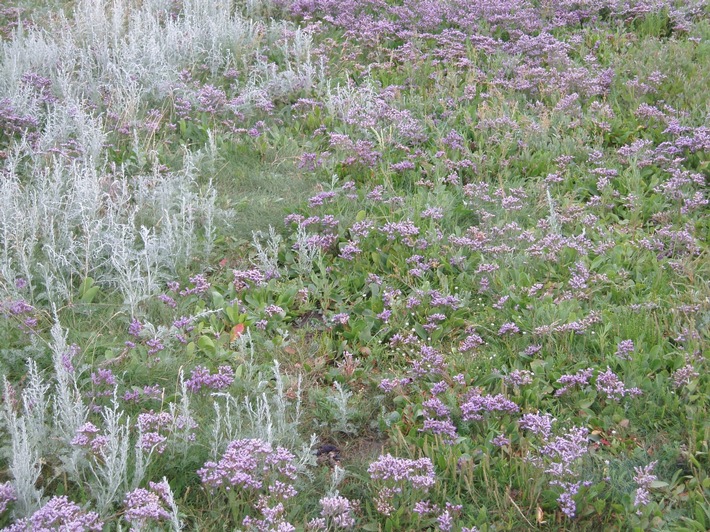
[368,454,436,518]
[124,478,182,531]
[198,438,298,527]
[307,495,357,530]
[0,481,16,515]
[632,461,658,514]
[526,424,591,518]
[2,496,103,531]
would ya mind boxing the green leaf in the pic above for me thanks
[650,480,669,489]
[197,335,216,355]
[80,285,100,304]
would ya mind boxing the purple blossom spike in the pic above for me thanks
[4,496,103,531]
[461,389,519,421]
[0,482,16,514]
[198,439,297,492]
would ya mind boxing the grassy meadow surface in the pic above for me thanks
[0,0,708,530]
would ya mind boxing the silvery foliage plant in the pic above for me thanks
[0,0,323,311]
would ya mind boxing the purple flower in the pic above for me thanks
[633,461,658,510]
[519,412,556,440]
[310,495,357,529]
[308,191,337,207]
[422,397,450,417]
[331,313,350,325]
[378,377,411,392]
[185,365,235,393]
[124,479,175,528]
[437,503,462,532]
[146,337,165,356]
[504,369,534,387]
[179,274,210,296]
[421,207,444,220]
[4,496,103,531]
[524,344,542,356]
[498,322,520,336]
[615,340,635,360]
[368,454,435,490]
[71,422,106,453]
[672,364,699,388]
[461,390,519,421]
[459,332,484,352]
[536,426,589,477]
[233,269,267,289]
[158,293,177,308]
[91,368,116,387]
[411,345,447,377]
[555,368,594,396]
[128,318,143,337]
[198,439,297,492]
[0,482,16,514]
[491,434,510,447]
[596,367,643,401]
[379,220,420,241]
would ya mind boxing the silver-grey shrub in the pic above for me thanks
[0,0,323,310]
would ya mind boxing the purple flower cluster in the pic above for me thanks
[308,190,337,207]
[615,340,635,360]
[71,422,109,454]
[420,397,458,443]
[519,412,556,440]
[672,364,699,388]
[233,269,267,290]
[3,299,35,319]
[368,454,436,516]
[595,367,643,402]
[0,481,16,514]
[460,389,519,421]
[497,322,520,336]
[87,369,116,408]
[504,369,534,387]
[185,365,235,393]
[242,497,295,531]
[307,495,357,530]
[198,439,298,493]
[123,385,163,403]
[368,454,435,488]
[136,409,196,455]
[411,345,447,377]
[555,368,594,396]
[3,496,103,531]
[380,220,420,241]
[123,479,175,528]
[378,377,412,392]
[633,461,658,512]
[536,427,590,477]
[458,331,484,352]
[179,274,210,296]
[137,410,172,453]
[524,422,590,518]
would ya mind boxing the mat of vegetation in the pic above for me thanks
[0,0,708,530]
